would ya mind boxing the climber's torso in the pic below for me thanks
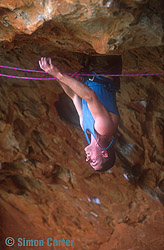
[80,112,118,135]
[81,78,119,143]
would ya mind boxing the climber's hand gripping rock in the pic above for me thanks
[39,57,62,79]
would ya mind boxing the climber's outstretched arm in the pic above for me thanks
[57,81,83,124]
[58,81,75,99]
[39,57,83,124]
[39,57,93,102]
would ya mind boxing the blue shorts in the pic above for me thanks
[84,79,119,117]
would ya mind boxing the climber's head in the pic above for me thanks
[85,143,116,172]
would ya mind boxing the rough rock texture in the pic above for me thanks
[0,0,164,54]
[0,1,164,250]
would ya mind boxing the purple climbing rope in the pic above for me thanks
[0,65,164,80]
[0,65,44,73]
[0,73,57,80]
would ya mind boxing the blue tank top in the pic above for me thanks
[82,76,119,149]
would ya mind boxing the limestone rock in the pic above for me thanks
[0,0,164,53]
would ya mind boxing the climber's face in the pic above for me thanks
[85,143,108,170]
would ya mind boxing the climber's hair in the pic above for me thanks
[96,147,116,172]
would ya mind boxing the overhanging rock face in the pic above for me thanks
[0,1,164,250]
[0,0,163,53]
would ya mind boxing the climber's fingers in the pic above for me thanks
[43,57,47,67]
[39,57,51,72]
[48,57,52,66]
[41,57,45,66]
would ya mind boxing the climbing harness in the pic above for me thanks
[82,71,120,92]
[0,65,164,80]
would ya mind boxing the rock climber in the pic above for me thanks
[39,57,121,172]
